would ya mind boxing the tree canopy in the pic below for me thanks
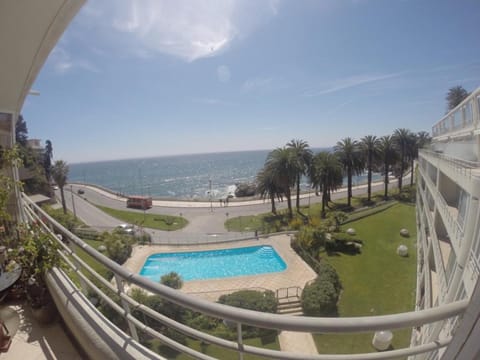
[51,160,69,214]
[15,115,28,146]
[446,86,469,112]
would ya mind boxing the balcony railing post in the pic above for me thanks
[237,322,244,360]
[114,273,139,341]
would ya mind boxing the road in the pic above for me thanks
[60,176,404,239]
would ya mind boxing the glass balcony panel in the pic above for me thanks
[464,101,473,124]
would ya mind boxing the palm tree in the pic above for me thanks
[334,137,363,207]
[446,86,469,112]
[287,139,312,212]
[378,136,397,199]
[265,147,296,219]
[43,140,53,184]
[416,131,432,149]
[406,133,419,187]
[51,160,69,214]
[393,128,411,192]
[360,135,380,202]
[256,166,283,214]
[310,152,343,218]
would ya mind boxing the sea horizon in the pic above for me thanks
[70,147,329,166]
[68,147,379,201]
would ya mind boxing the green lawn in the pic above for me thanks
[70,238,112,280]
[314,203,417,355]
[96,205,188,231]
[225,214,267,232]
[225,188,405,232]
[154,335,280,359]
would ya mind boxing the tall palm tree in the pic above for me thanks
[334,137,363,207]
[360,135,380,202]
[310,152,343,218]
[256,166,283,214]
[406,133,419,187]
[416,131,432,149]
[51,160,69,214]
[287,139,312,212]
[265,147,296,219]
[43,140,53,186]
[393,128,411,192]
[378,136,398,200]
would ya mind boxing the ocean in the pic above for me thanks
[69,149,379,200]
[69,150,271,200]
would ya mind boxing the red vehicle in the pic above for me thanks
[126,196,152,210]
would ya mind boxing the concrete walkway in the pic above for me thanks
[278,330,318,355]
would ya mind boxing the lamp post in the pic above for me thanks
[209,179,213,212]
[70,185,77,219]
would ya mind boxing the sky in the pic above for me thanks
[23,0,480,164]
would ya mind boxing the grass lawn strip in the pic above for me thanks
[96,205,188,231]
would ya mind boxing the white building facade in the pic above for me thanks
[414,87,480,359]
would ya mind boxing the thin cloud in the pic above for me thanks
[323,99,356,116]
[81,0,280,62]
[242,77,274,92]
[303,72,403,97]
[192,97,233,105]
[448,77,480,84]
[217,65,231,83]
[49,47,99,74]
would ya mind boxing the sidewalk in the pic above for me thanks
[278,330,318,356]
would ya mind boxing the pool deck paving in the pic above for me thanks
[278,330,319,356]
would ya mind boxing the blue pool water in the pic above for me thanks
[139,245,287,281]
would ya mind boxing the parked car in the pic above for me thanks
[116,224,135,235]
[77,189,85,195]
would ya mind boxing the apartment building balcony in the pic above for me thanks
[418,150,480,197]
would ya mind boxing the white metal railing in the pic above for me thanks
[419,150,480,179]
[467,249,480,281]
[435,192,464,249]
[418,165,464,250]
[432,87,480,138]
[20,193,470,360]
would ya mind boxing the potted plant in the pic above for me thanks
[1,146,62,323]
[6,223,62,324]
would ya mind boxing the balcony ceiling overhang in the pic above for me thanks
[0,0,85,115]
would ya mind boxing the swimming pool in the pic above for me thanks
[139,245,287,281]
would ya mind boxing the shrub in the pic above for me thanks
[289,217,303,230]
[187,314,220,332]
[135,231,152,245]
[394,185,416,203]
[102,232,132,264]
[294,226,327,255]
[218,290,277,313]
[301,278,339,317]
[327,211,348,231]
[42,205,83,231]
[218,290,277,338]
[316,262,342,294]
[160,271,183,289]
